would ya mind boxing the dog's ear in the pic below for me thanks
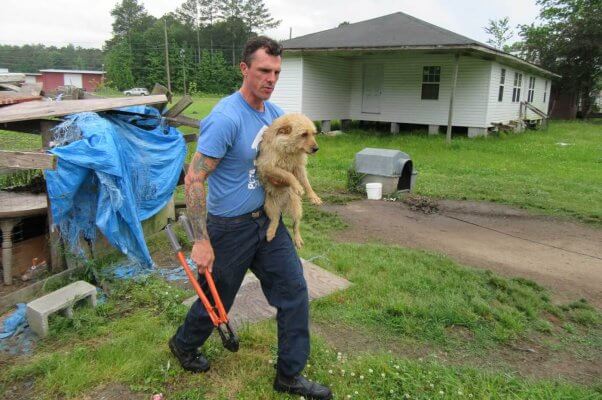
[276,125,292,135]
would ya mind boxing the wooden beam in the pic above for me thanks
[151,83,172,103]
[0,94,168,124]
[0,83,20,91]
[1,119,61,135]
[0,150,56,170]
[183,133,198,143]
[446,53,460,144]
[39,122,65,272]
[166,114,200,129]
[165,95,193,118]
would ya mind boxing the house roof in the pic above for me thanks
[39,69,105,74]
[282,12,559,78]
[283,12,487,49]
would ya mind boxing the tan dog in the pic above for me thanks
[256,113,322,248]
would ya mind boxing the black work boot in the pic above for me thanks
[273,372,333,400]
[168,336,210,373]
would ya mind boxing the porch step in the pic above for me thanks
[26,280,97,338]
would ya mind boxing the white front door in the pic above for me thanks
[63,73,83,88]
[362,64,383,114]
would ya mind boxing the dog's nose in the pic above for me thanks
[312,146,319,153]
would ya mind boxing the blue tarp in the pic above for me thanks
[0,303,27,339]
[45,106,186,266]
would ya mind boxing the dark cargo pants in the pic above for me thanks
[174,210,310,377]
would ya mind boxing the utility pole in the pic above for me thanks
[180,48,187,96]
[164,18,172,94]
[289,27,292,40]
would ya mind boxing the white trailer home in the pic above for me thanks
[271,12,559,137]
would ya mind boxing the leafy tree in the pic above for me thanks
[110,0,154,41]
[241,0,281,36]
[105,39,135,90]
[484,17,513,51]
[176,0,221,60]
[513,0,601,116]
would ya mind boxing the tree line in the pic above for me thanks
[0,44,103,73]
[484,0,601,116]
[104,0,280,94]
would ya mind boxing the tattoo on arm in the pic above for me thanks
[185,152,220,241]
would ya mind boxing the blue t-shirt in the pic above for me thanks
[197,91,284,217]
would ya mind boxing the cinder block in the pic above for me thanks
[26,280,97,337]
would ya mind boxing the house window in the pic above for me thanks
[512,72,522,102]
[543,80,548,102]
[421,66,440,100]
[527,76,536,102]
[498,68,506,102]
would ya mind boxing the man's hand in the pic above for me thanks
[191,239,215,274]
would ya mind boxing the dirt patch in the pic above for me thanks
[80,383,148,400]
[313,322,601,386]
[324,199,602,307]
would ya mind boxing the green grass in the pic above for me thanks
[2,205,600,399]
[1,100,601,398]
[296,206,601,352]
[2,96,601,225]
[309,121,602,224]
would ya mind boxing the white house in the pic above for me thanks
[271,12,559,137]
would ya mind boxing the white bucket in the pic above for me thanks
[365,182,382,200]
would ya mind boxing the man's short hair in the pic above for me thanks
[242,36,282,66]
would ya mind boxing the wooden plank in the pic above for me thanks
[0,92,42,106]
[167,114,200,129]
[151,83,172,103]
[40,122,65,272]
[18,82,43,96]
[0,83,20,91]
[1,118,61,135]
[0,150,56,170]
[0,73,25,84]
[183,133,198,143]
[164,95,193,118]
[0,94,168,123]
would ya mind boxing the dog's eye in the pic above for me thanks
[302,132,308,137]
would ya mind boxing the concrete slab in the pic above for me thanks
[182,259,351,328]
[26,280,97,337]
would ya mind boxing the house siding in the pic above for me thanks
[347,53,491,127]
[270,57,303,113]
[301,55,351,120]
[486,62,550,124]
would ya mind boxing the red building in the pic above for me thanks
[38,69,105,92]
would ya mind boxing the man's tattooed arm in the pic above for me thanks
[185,152,221,241]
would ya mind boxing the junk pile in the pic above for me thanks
[45,106,186,266]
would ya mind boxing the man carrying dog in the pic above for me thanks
[168,36,332,400]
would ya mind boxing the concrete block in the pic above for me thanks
[26,280,97,337]
[341,119,352,131]
[467,127,488,138]
[390,122,400,134]
[428,125,439,135]
[320,120,331,133]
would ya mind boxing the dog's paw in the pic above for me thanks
[309,195,323,206]
[292,184,305,197]
[294,235,304,249]
[266,229,276,242]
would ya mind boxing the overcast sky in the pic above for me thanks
[1,0,541,49]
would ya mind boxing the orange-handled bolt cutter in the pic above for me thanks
[164,216,239,352]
